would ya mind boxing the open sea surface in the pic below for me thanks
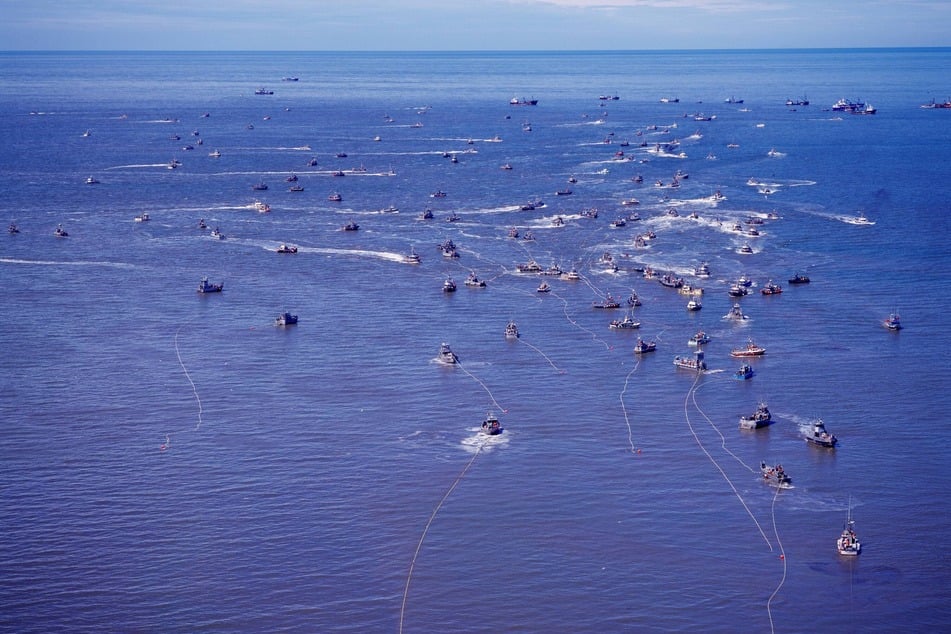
[1,49,949,632]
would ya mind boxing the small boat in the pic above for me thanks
[54,224,68,238]
[482,412,503,435]
[609,314,641,330]
[430,190,447,198]
[883,313,902,331]
[197,277,223,293]
[805,418,838,448]
[210,227,225,240]
[343,221,359,231]
[521,231,535,241]
[443,277,457,293]
[673,349,707,372]
[254,201,271,213]
[505,321,520,339]
[659,273,684,289]
[738,243,754,254]
[289,185,304,192]
[509,97,538,106]
[437,342,459,365]
[445,212,460,223]
[788,273,811,284]
[209,150,221,158]
[836,502,861,556]
[536,282,551,293]
[760,280,783,295]
[275,312,298,326]
[694,262,711,277]
[276,243,298,254]
[728,283,749,297]
[739,403,772,429]
[419,208,434,220]
[731,338,766,357]
[786,95,810,106]
[593,294,621,309]
[285,174,298,182]
[562,268,581,281]
[627,291,642,307]
[85,176,100,185]
[328,192,342,202]
[254,88,274,95]
[8,222,19,234]
[464,271,486,288]
[610,218,627,228]
[633,338,657,354]
[517,260,543,273]
[725,96,744,104]
[688,330,710,346]
[686,299,702,311]
[251,183,268,191]
[134,212,150,222]
[760,462,792,488]
[508,227,519,239]
[724,303,748,320]
[556,188,573,196]
[733,364,754,380]
[404,248,421,264]
[679,285,703,297]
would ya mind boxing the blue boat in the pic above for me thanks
[733,364,754,380]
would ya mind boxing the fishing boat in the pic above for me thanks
[836,502,861,556]
[482,412,503,435]
[403,248,421,264]
[516,260,543,273]
[210,226,224,240]
[760,462,792,488]
[437,342,459,365]
[731,338,766,357]
[739,403,772,429]
[536,281,551,293]
[659,273,685,289]
[197,277,223,293]
[464,271,486,287]
[54,224,69,238]
[686,298,702,311]
[276,243,298,254]
[733,364,754,380]
[883,313,902,330]
[134,212,150,222]
[728,283,749,297]
[688,330,710,346]
[633,338,656,354]
[805,418,838,448]
[85,176,100,185]
[694,262,711,277]
[562,268,581,281]
[609,314,641,330]
[505,321,520,339]
[343,221,359,231]
[626,291,642,307]
[418,208,433,219]
[8,222,19,234]
[328,192,343,202]
[788,273,810,284]
[443,277,457,293]
[724,303,748,320]
[275,312,298,326]
[593,294,621,309]
[251,183,268,191]
[673,349,706,372]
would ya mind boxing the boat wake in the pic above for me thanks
[460,430,509,453]
[0,257,136,269]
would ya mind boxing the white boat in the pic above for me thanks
[276,243,298,254]
[403,248,421,264]
[836,501,861,556]
[209,150,221,158]
[724,303,748,320]
[731,338,766,357]
[254,201,271,213]
[464,271,486,287]
[688,330,710,346]
[437,342,459,365]
[443,277,457,293]
[210,227,225,240]
[482,412,503,435]
[739,403,772,429]
[805,418,838,448]
[85,176,100,185]
[134,212,150,222]
[673,349,706,372]
[761,462,792,488]
[505,321,520,339]
[609,314,641,330]
[686,298,702,311]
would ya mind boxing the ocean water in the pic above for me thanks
[0,49,949,633]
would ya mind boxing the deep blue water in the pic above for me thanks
[1,49,949,633]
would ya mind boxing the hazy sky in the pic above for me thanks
[2,0,949,50]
